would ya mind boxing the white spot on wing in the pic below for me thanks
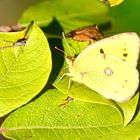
[104,68,113,76]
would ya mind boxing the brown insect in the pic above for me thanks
[66,24,104,42]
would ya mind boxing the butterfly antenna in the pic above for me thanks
[62,32,72,56]
[55,46,64,54]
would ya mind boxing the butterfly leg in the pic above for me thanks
[68,78,73,90]
[56,73,70,85]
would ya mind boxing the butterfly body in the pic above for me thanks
[66,33,139,102]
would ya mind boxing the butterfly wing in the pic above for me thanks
[76,33,139,66]
[108,0,124,6]
[101,0,124,7]
[72,54,139,102]
[70,33,139,102]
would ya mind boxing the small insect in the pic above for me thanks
[1,21,33,50]
[66,24,103,42]
[100,0,124,7]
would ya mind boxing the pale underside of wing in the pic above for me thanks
[72,55,139,102]
[70,33,139,102]
[75,32,139,67]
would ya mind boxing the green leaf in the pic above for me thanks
[18,0,110,32]
[0,22,52,116]
[1,89,140,140]
[118,92,139,126]
[18,0,140,35]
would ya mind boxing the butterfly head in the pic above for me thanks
[66,55,75,66]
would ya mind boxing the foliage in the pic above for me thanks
[0,0,140,139]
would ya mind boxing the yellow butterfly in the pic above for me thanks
[65,32,139,102]
[100,0,124,7]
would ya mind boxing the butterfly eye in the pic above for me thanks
[104,67,113,76]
